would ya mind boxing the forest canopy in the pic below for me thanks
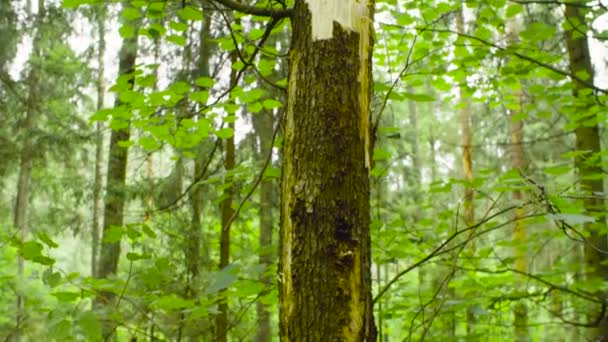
[1,0,608,341]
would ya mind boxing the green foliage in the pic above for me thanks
[1,0,607,341]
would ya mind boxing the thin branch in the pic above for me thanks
[374,203,530,303]
[222,107,284,232]
[208,0,293,19]
[429,28,608,95]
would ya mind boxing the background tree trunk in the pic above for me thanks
[91,4,106,279]
[214,30,237,342]
[95,4,139,338]
[506,17,529,342]
[456,9,475,337]
[564,4,608,339]
[13,1,45,339]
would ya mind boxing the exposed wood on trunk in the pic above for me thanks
[279,1,377,340]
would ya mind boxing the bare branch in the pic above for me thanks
[208,0,292,19]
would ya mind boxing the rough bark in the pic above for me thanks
[95,4,139,338]
[564,4,608,339]
[279,1,376,340]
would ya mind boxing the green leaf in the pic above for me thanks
[189,91,209,104]
[178,6,203,21]
[37,231,58,248]
[520,22,556,41]
[137,74,157,88]
[506,4,522,18]
[544,166,570,176]
[263,166,281,179]
[263,99,282,109]
[148,23,167,37]
[224,103,240,114]
[142,224,157,238]
[247,102,263,113]
[62,0,82,8]
[258,58,275,76]
[117,139,134,148]
[33,256,56,266]
[373,148,391,161]
[139,136,160,151]
[223,115,236,123]
[78,311,102,342]
[206,266,238,294]
[126,225,142,240]
[241,89,265,103]
[103,225,124,243]
[170,21,188,32]
[154,294,195,311]
[20,241,43,260]
[42,269,62,288]
[126,252,150,261]
[49,319,71,339]
[402,92,436,102]
[215,128,234,139]
[90,109,112,123]
[121,7,141,20]
[52,291,80,302]
[195,77,215,88]
[170,81,190,94]
[167,35,186,46]
[119,24,135,39]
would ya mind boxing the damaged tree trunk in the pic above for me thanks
[279,1,377,340]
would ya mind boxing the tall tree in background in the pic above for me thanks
[456,8,475,336]
[564,3,608,339]
[279,1,376,340]
[91,4,106,279]
[251,27,284,342]
[95,3,140,338]
[12,1,45,339]
[506,16,528,341]
[215,19,238,342]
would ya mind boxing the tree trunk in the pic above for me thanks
[252,89,275,342]
[279,1,376,340]
[564,4,608,339]
[251,28,283,342]
[95,4,139,338]
[13,1,44,340]
[214,29,237,342]
[91,4,106,279]
[506,17,528,342]
[456,9,475,337]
